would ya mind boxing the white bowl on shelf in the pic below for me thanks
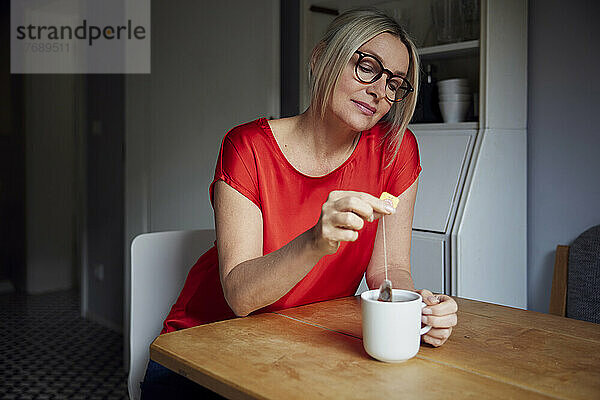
[439,101,470,123]
[437,78,469,90]
[439,93,472,101]
[438,78,468,85]
[438,85,471,95]
[438,79,470,98]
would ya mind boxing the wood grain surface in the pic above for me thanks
[151,296,600,399]
[455,297,600,342]
[152,313,553,399]
[275,296,363,338]
[279,296,600,398]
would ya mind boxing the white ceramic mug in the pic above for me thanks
[361,289,432,362]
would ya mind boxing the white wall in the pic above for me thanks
[527,0,600,312]
[124,0,280,368]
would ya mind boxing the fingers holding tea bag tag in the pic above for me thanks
[377,192,399,302]
[379,192,399,209]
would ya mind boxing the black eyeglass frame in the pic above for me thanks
[353,50,414,102]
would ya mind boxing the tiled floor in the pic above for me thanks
[0,289,129,399]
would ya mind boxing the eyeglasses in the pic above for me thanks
[354,50,413,102]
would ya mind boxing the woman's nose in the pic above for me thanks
[366,76,387,99]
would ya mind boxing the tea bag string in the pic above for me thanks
[382,214,388,281]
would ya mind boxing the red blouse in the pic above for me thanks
[161,117,421,333]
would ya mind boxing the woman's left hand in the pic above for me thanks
[416,289,458,347]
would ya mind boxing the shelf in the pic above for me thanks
[418,40,480,58]
[409,122,479,131]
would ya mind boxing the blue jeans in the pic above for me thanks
[140,359,224,399]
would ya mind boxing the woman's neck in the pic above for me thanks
[293,106,361,159]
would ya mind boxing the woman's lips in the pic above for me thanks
[353,100,375,115]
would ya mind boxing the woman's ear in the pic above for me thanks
[310,41,326,74]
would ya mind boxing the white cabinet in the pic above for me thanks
[304,0,527,308]
[411,232,446,293]
[413,132,473,233]
[409,126,476,295]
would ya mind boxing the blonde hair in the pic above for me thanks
[308,7,420,166]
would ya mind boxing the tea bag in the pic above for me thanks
[377,192,398,302]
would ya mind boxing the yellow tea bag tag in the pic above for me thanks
[380,192,399,209]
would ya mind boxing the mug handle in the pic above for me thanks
[420,302,432,335]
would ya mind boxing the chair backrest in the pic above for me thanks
[566,225,600,324]
[549,245,570,317]
[128,229,216,400]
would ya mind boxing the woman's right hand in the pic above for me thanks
[311,190,396,255]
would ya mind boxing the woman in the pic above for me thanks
[141,7,458,399]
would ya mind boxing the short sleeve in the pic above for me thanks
[385,128,422,196]
[209,133,260,208]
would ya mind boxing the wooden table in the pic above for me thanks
[150,296,600,399]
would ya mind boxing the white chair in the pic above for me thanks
[128,229,216,400]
